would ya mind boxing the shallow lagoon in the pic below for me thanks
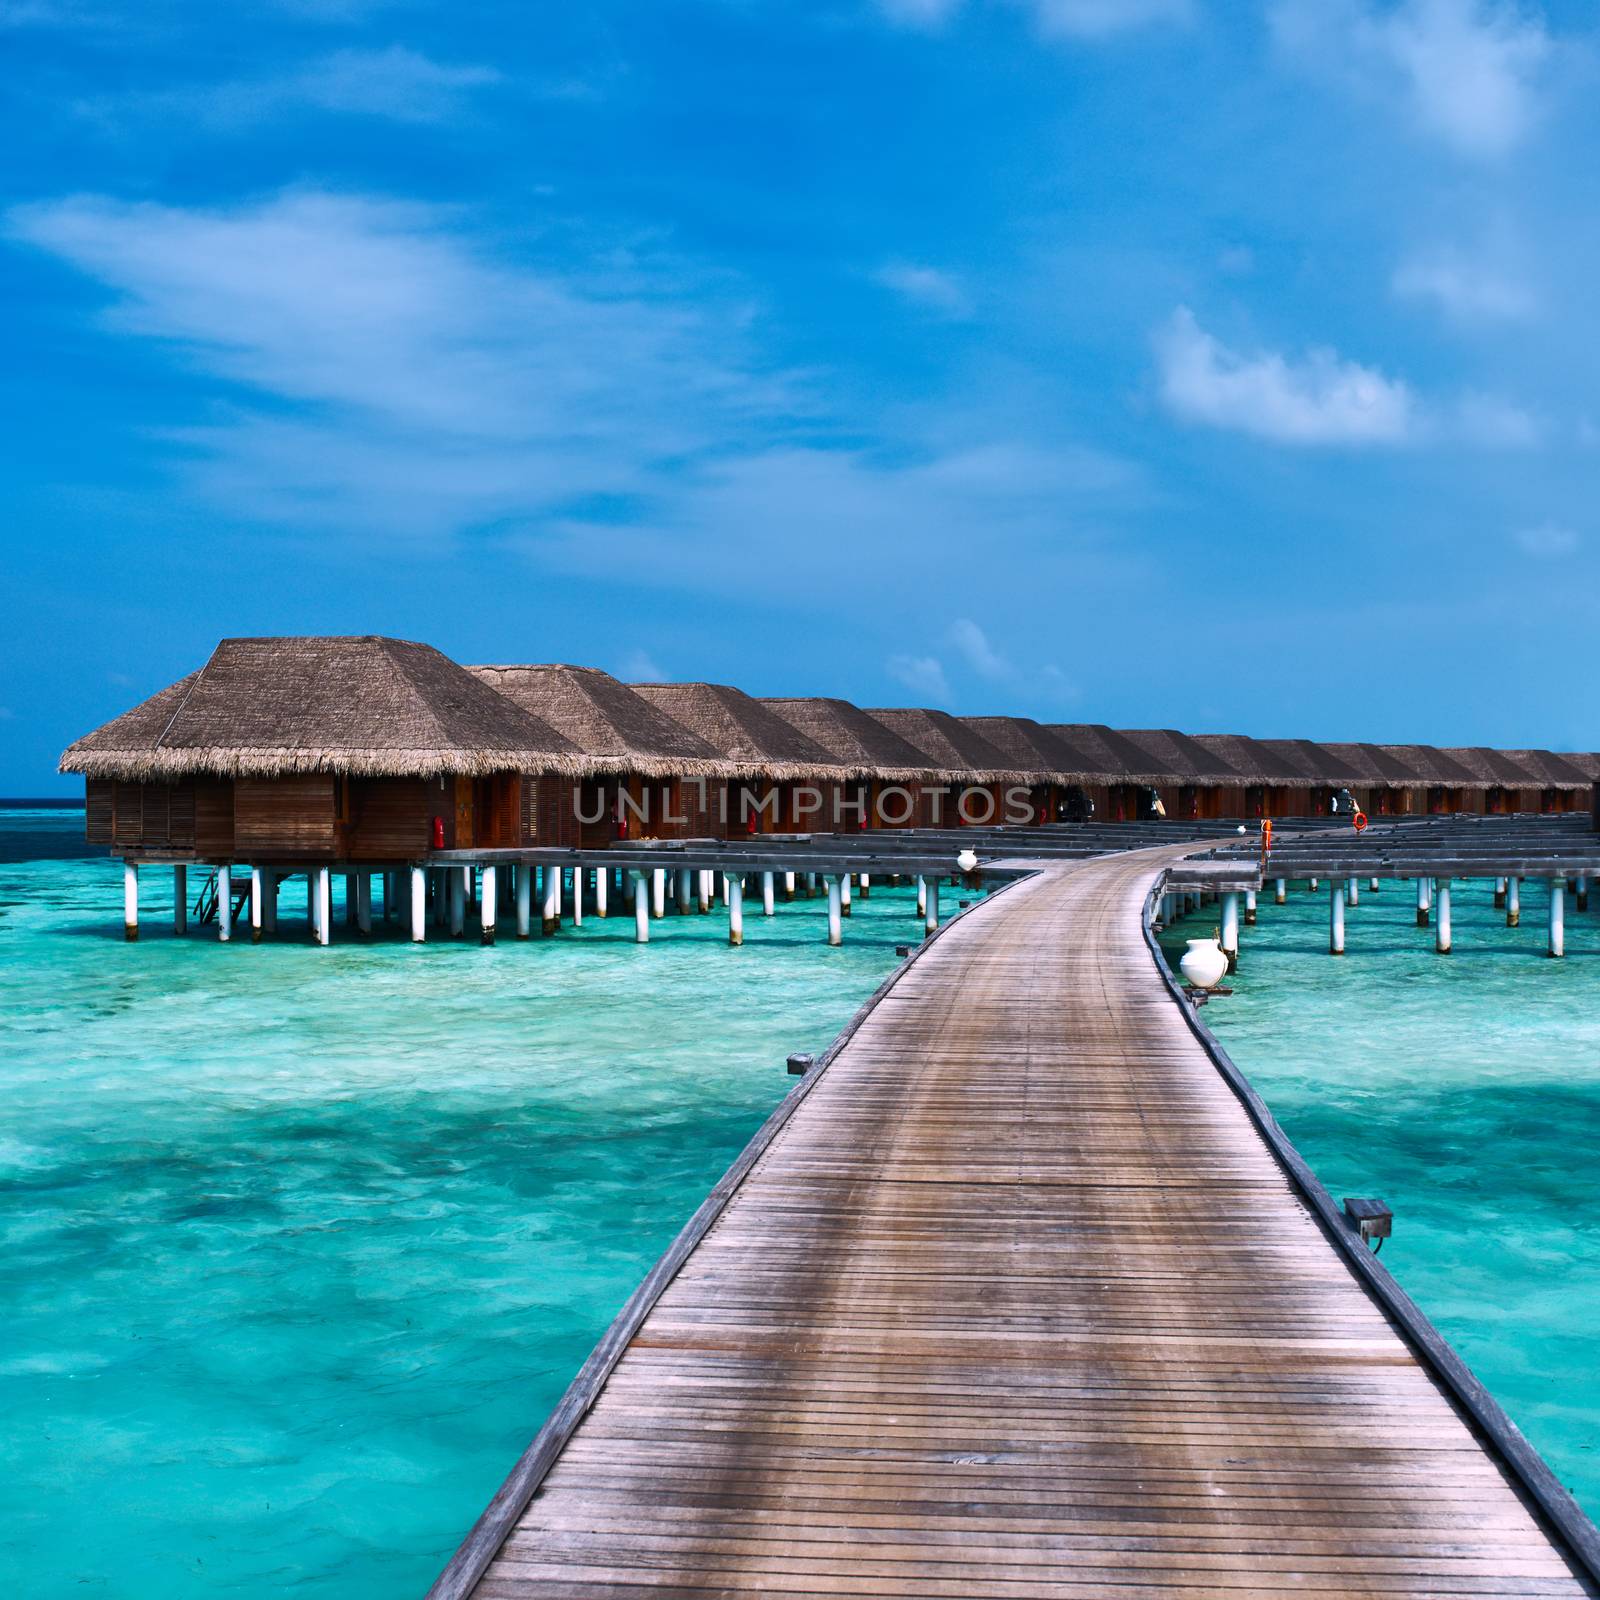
[0,811,913,1597]
[1164,874,1600,1518]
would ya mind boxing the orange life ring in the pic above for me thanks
[1353,811,1369,833]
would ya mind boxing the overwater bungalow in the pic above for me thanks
[958,717,1107,821]
[1258,739,1368,816]
[62,635,592,936]
[1441,747,1544,814]
[1309,742,1424,816]
[629,680,845,833]
[1379,745,1481,815]
[1193,733,1319,818]
[1500,749,1592,813]
[468,664,734,843]
[1048,725,1173,820]
[758,696,945,829]
[862,707,1035,825]
[1113,732,1248,819]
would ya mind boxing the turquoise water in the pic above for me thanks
[0,811,914,1598]
[1163,877,1600,1518]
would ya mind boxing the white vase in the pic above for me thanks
[1179,937,1228,989]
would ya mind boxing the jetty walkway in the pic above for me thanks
[430,844,1599,1598]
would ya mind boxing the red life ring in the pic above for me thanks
[1353,811,1368,833]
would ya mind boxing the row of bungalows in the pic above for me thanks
[63,634,1596,872]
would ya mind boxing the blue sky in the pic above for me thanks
[3,0,1597,791]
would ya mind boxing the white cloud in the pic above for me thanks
[878,0,1191,37]
[876,0,963,26]
[6,190,791,537]
[886,654,952,701]
[1153,306,1415,445]
[949,617,1011,679]
[615,648,667,682]
[1021,0,1191,37]
[873,261,971,317]
[1272,0,1551,160]
[88,46,500,128]
[1514,522,1579,557]
[1393,249,1534,321]
[1456,391,1540,447]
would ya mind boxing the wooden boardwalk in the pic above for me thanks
[438,848,1597,1599]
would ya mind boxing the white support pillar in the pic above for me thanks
[594,867,608,919]
[1275,876,1286,905]
[410,866,427,942]
[634,872,651,942]
[315,866,331,946]
[1310,877,1319,891]
[925,877,939,936]
[1347,876,1359,907]
[515,865,531,938]
[826,875,843,945]
[308,872,319,938]
[677,868,693,913]
[480,864,497,945]
[172,864,187,936]
[1507,875,1521,927]
[761,870,776,916]
[859,872,871,899]
[123,861,139,941]
[783,870,795,901]
[1221,892,1239,973]
[450,868,466,937]
[251,866,264,944]
[840,872,852,917]
[356,873,372,936]
[727,874,744,946]
[698,868,712,914]
[1436,879,1452,954]
[1416,876,1431,927]
[542,864,560,935]
[217,865,233,943]
[1494,876,1507,908]
[916,875,927,917]
[1370,877,1381,892]
[570,869,584,928]
[1549,877,1565,958]
[1244,887,1257,925]
[1330,881,1345,955]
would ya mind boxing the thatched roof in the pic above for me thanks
[62,636,587,780]
[1551,752,1600,781]
[1381,744,1481,787]
[1260,739,1369,786]
[1318,742,1425,785]
[471,664,733,778]
[1051,725,1172,783]
[958,717,1112,784]
[630,681,845,780]
[1440,747,1542,786]
[1120,728,1247,785]
[1188,733,1314,787]
[1500,749,1593,789]
[760,697,942,781]
[863,708,1037,785]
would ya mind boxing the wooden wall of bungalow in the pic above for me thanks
[88,770,527,861]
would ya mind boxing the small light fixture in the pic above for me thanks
[1343,1196,1393,1251]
